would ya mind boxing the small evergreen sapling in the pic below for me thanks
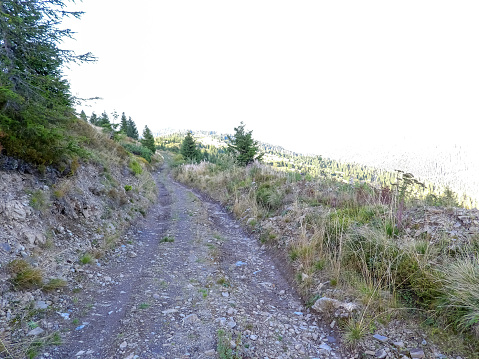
[141,126,156,153]
[227,122,263,166]
[180,131,201,162]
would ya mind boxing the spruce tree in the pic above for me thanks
[227,122,263,166]
[89,112,98,125]
[0,0,94,164]
[120,112,128,134]
[79,110,88,122]
[126,117,139,139]
[99,111,110,127]
[141,126,156,153]
[180,131,200,161]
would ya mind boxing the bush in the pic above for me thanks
[122,143,153,162]
[129,159,142,175]
[256,183,283,210]
[7,260,43,290]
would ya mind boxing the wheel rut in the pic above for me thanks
[42,167,343,359]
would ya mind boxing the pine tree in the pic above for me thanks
[180,131,200,161]
[98,111,110,127]
[79,110,88,122]
[141,126,156,153]
[0,0,94,164]
[89,112,98,125]
[227,122,263,166]
[126,117,139,139]
[120,112,128,134]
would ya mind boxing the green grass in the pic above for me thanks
[7,260,43,290]
[160,236,174,243]
[79,253,94,265]
[138,303,150,310]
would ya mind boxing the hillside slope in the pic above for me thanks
[0,121,160,357]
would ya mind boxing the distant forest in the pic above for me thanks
[156,131,476,209]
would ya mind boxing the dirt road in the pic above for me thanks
[41,167,342,358]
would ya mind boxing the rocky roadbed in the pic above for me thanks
[32,168,344,359]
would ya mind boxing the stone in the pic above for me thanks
[183,314,199,324]
[393,341,405,348]
[204,349,216,356]
[0,242,12,253]
[227,319,236,329]
[250,334,258,340]
[35,301,49,310]
[119,341,127,350]
[410,348,425,359]
[375,349,387,359]
[373,334,389,343]
[319,343,332,351]
[27,327,45,336]
[301,272,309,281]
[1,200,28,221]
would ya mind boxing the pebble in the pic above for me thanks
[27,327,45,336]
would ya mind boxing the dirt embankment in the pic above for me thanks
[0,154,157,357]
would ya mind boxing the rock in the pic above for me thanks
[152,293,160,300]
[227,319,236,329]
[27,327,45,336]
[319,343,332,351]
[204,349,216,356]
[1,200,28,221]
[250,334,258,340]
[393,341,405,348]
[410,348,425,358]
[183,314,199,324]
[119,341,128,350]
[0,242,12,253]
[373,334,389,343]
[301,272,309,281]
[104,276,112,282]
[375,349,387,359]
[35,301,49,310]
[129,251,137,258]
[222,292,229,297]
[162,309,178,315]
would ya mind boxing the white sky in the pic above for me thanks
[62,1,479,156]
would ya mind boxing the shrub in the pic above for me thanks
[124,185,132,191]
[256,183,283,210]
[7,260,43,290]
[129,159,142,175]
[122,143,152,162]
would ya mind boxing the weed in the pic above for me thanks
[79,253,94,265]
[7,260,43,290]
[42,278,67,292]
[160,236,174,243]
[129,159,143,175]
[124,185,132,191]
[199,288,208,298]
[138,303,150,310]
[29,190,50,214]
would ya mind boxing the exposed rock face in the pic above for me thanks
[0,200,30,221]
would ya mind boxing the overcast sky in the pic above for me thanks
[61,1,478,156]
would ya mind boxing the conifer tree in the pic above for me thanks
[141,126,156,153]
[99,111,110,127]
[90,112,98,125]
[227,122,263,166]
[79,110,88,122]
[0,0,94,164]
[120,112,128,134]
[180,131,200,161]
[126,117,139,139]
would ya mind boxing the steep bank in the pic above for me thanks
[0,124,160,357]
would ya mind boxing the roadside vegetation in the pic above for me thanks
[171,124,479,356]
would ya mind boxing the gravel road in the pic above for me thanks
[40,167,343,359]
